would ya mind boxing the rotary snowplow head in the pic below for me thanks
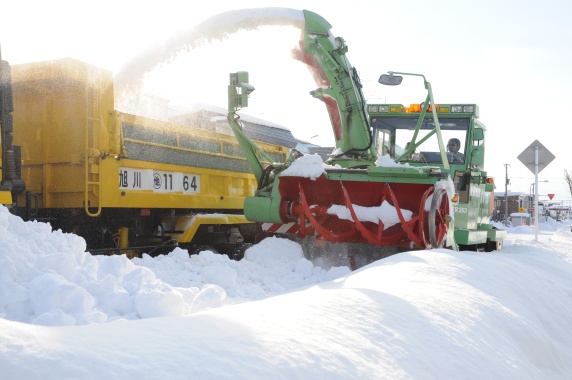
[246,156,454,249]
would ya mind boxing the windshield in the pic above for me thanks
[370,116,469,164]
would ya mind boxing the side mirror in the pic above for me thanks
[473,128,484,141]
[379,74,403,86]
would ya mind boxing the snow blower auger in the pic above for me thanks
[227,9,505,269]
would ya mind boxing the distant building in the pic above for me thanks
[304,146,336,161]
[493,192,528,222]
[492,192,572,223]
[544,202,571,221]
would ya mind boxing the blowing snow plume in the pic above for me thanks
[114,8,305,91]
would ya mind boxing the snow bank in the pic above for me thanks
[0,206,349,326]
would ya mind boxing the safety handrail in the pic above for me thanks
[84,87,102,217]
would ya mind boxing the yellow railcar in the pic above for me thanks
[8,58,289,256]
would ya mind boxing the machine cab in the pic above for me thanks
[368,103,482,171]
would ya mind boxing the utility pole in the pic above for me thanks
[504,163,510,226]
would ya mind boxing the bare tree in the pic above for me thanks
[565,170,572,197]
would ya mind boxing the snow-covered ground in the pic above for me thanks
[1,204,571,379]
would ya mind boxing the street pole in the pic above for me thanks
[529,183,534,226]
[504,164,510,226]
[534,147,539,241]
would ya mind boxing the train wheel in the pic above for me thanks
[428,186,450,248]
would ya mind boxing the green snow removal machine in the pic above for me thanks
[227,9,506,268]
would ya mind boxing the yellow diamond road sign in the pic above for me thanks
[517,139,555,174]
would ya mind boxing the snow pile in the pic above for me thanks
[0,205,349,326]
[328,201,413,228]
[376,153,408,167]
[280,153,339,179]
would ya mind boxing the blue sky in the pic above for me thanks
[2,0,571,201]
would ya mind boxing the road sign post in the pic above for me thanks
[517,140,555,241]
